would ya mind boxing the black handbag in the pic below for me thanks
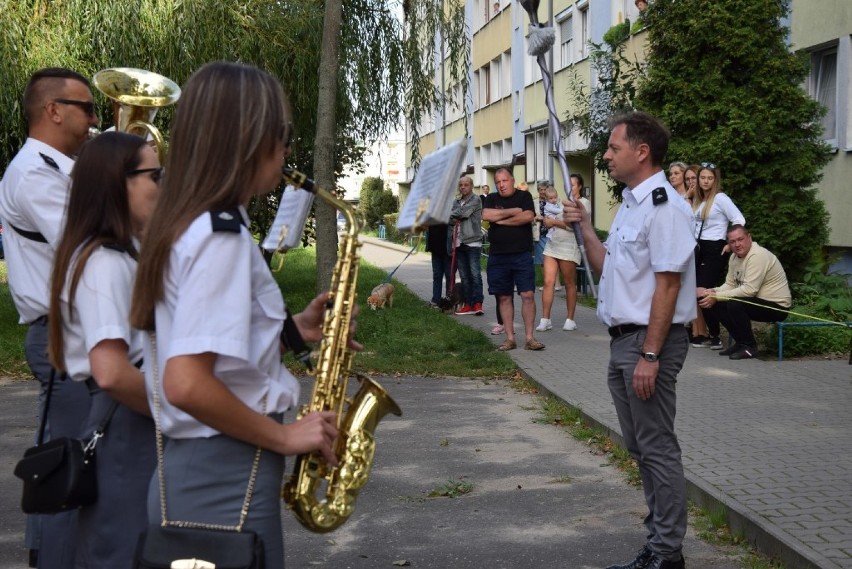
[133,332,265,569]
[133,525,264,569]
[13,370,117,514]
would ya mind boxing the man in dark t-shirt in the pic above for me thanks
[482,168,544,351]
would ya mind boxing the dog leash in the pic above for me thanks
[382,235,422,285]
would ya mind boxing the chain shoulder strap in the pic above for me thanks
[148,331,264,532]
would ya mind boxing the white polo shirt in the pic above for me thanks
[60,245,144,382]
[0,138,73,323]
[146,207,300,439]
[597,171,697,328]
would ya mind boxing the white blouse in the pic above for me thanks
[694,192,745,241]
[61,245,144,382]
[146,207,300,439]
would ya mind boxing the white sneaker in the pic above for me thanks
[554,285,563,291]
[563,319,577,331]
[536,318,552,332]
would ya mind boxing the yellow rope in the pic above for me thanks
[713,295,852,327]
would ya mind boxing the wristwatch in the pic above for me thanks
[642,352,659,362]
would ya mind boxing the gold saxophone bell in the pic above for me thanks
[92,67,181,161]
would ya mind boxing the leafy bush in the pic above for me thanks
[755,257,852,358]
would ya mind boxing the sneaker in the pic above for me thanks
[490,324,504,335]
[709,336,723,350]
[455,304,474,315]
[536,318,552,332]
[473,302,484,315]
[719,342,740,356]
[554,284,563,291]
[690,335,710,348]
[563,319,577,331]
[729,346,756,360]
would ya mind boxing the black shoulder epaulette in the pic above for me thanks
[102,243,127,253]
[39,153,60,171]
[652,187,668,206]
[210,208,244,233]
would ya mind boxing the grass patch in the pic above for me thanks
[688,503,786,569]
[529,392,641,487]
[274,246,516,377]
[427,479,473,498]
[0,263,29,378]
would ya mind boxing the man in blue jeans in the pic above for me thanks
[482,168,544,351]
[451,176,485,315]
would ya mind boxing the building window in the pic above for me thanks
[559,16,574,69]
[525,127,550,183]
[579,5,589,59]
[480,65,491,106]
[810,47,838,145]
[490,57,501,103]
[524,34,542,85]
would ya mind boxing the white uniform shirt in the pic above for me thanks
[597,171,697,327]
[61,246,144,381]
[146,207,300,439]
[693,192,745,241]
[0,139,73,323]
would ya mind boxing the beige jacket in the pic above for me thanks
[716,242,792,307]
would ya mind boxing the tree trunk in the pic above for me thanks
[313,0,343,292]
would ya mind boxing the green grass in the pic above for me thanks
[688,503,786,569]
[0,263,29,378]
[427,479,474,498]
[529,391,642,486]
[272,246,516,377]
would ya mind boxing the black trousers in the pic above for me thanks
[710,297,789,348]
[696,239,729,338]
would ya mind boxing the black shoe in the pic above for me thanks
[729,346,756,360]
[719,342,740,356]
[646,553,686,569]
[606,545,654,569]
[690,335,710,348]
[708,336,723,350]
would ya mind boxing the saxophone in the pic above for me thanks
[280,168,402,533]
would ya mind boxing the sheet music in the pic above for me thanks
[261,185,315,251]
[397,140,467,233]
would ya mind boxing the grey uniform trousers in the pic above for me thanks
[607,326,688,561]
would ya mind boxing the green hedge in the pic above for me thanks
[756,314,852,358]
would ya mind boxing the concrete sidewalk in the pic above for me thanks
[359,237,852,569]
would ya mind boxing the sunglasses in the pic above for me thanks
[128,167,164,184]
[700,162,717,169]
[54,99,96,117]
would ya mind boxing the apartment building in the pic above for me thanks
[404,0,851,265]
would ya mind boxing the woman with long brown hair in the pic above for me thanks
[48,131,159,567]
[690,162,745,349]
[130,62,341,568]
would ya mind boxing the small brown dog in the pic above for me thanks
[367,283,395,310]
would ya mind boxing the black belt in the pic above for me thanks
[608,324,646,338]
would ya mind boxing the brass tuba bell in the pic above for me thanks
[92,67,181,161]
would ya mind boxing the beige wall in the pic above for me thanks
[790,0,852,247]
[471,8,512,69]
[791,0,852,47]
[472,97,513,143]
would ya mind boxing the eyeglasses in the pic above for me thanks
[128,167,164,184]
[53,99,96,117]
[700,162,717,169]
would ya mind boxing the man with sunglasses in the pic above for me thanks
[0,67,99,569]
